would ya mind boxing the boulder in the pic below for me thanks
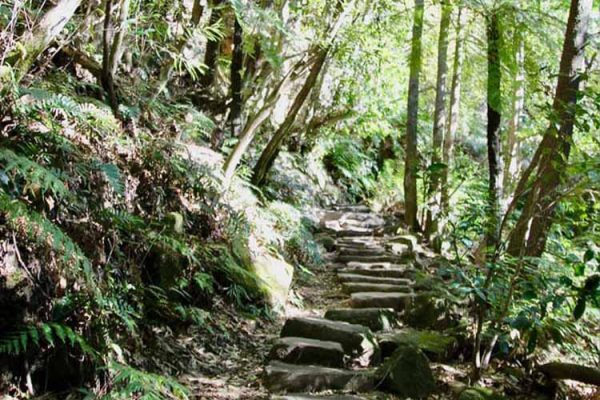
[342,282,412,294]
[388,235,419,251]
[251,253,294,310]
[377,344,436,398]
[337,273,413,286]
[264,362,375,393]
[268,337,345,367]
[325,308,398,332]
[280,317,380,366]
[320,235,337,252]
[378,329,458,362]
[350,292,416,311]
[402,292,449,330]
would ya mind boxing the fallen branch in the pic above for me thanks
[538,362,600,386]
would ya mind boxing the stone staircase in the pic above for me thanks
[264,205,451,399]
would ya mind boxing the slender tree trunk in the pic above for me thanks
[425,1,452,238]
[403,0,425,231]
[102,0,120,116]
[199,0,224,90]
[502,27,525,201]
[4,0,82,84]
[251,47,329,187]
[485,10,503,251]
[507,0,592,258]
[229,16,244,136]
[441,7,464,213]
[108,0,131,76]
[222,60,303,185]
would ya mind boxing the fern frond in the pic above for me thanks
[0,148,70,199]
[0,192,94,286]
[106,362,189,400]
[0,323,97,358]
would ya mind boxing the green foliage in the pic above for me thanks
[104,362,189,400]
[0,323,96,358]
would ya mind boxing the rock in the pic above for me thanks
[377,344,436,398]
[320,235,336,252]
[387,242,412,257]
[334,229,377,238]
[333,204,371,213]
[268,337,345,367]
[402,292,449,330]
[337,248,385,257]
[264,362,375,393]
[350,292,416,311]
[337,254,406,263]
[280,317,380,366]
[388,235,418,251]
[342,282,412,294]
[378,329,458,362]
[251,253,294,310]
[337,273,413,286]
[339,266,416,279]
[458,387,505,400]
[325,308,398,332]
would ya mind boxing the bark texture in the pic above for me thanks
[403,0,425,231]
[485,10,503,250]
[199,0,224,90]
[507,0,592,257]
[6,0,82,83]
[229,17,245,136]
[441,7,464,213]
[425,1,452,237]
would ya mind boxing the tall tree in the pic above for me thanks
[485,8,503,250]
[251,47,329,187]
[441,7,464,213]
[506,0,592,258]
[425,0,452,237]
[403,0,425,231]
[229,16,244,136]
[250,0,348,187]
[502,25,525,199]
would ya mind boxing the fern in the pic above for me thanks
[0,148,70,199]
[106,362,189,400]
[0,191,94,286]
[0,323,97,358]
[95,161,125,196]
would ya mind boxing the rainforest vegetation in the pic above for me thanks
[0,0,599,398]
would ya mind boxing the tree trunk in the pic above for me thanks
[425,1,452,237]
[485,10,503,251]
[229,16,244,136]
[5,0,82,84]
[199,0,224,90]
[507,0,592,258]
[538,362,600,386]
[102,0,120,116]
[251,47,329,187]
[108,0,132,76]
[441,7,464,213]
[403,0,425,231]
[222,60,303,185]
[502,27,525,201]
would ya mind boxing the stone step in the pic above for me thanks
[268,337,345,367]
[342,282,413,294]
[280,317,380,366]
[338,267,416,279]
[332,205,371,213]
[337,248,386,257]
[338,273,413,286]
[334,229,378,238]
[264,362,375,393]
[350,292,416,311]
[324,308,398,332]
[336,254,406,263]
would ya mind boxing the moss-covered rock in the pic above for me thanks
[458,387,505,400]
[377,344,436,398]
[251,253,294,310]
[378,328,458,362]
[320,235,336,252]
